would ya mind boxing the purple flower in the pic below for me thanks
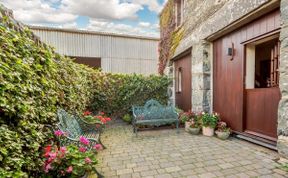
[60,146,67,153]
[66,166,73,173]
[79,136,89,145]
[54,130,64,137]
[85,157,92,164]
[44,163,52,173]
[93,144,102,150]
[79,147,87,153]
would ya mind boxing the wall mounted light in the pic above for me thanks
[227,42,234,61]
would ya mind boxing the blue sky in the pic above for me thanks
[0,0,167,37]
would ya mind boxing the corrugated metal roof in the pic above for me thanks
[28,25,160,41]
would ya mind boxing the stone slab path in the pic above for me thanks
[93,122,288,178]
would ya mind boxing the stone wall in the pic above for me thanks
[278,0,288,158]
[160,0,288,157]
[175,0,270,57]
[173,0,270,112]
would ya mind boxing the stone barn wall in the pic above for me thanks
[160,0,288,157]
[278,0,288,157]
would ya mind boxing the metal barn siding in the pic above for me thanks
[31,27,158,75]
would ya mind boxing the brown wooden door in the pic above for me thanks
[213,10,280,134]
[245,88,280,139]
[175,54,192,111]
[244,41,281,139]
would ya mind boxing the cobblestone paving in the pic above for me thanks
[94,122,288,178]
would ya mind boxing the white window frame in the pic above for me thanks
[175,0,184,27]
[177,67,182,92]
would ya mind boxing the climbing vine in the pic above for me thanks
[158,0,185,75]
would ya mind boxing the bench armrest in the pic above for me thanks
[73,113,104,133]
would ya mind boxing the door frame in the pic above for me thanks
[242,31,280,141]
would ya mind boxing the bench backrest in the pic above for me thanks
[133,99,177,120]
[57,109,83,138]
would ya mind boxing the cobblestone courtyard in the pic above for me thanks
[95,122,288,178]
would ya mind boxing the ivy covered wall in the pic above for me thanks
[0,5,170,177]
[158,0,184,75]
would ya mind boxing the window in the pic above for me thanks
[177,67,182,92]
[175,0,184,27]
[254,39,280,88]
[245,36,280,89]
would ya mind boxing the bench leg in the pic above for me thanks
[176,121,179,134]
[93,167,104,178]
[99,137,107,149]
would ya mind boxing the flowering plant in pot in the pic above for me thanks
[83,111,111,124]
[188,116,201,135]
[201,112,219,136]
[215,121,231,140]
[42,130,103,178]
[179,111,196,131]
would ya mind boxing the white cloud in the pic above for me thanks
[87,19,159,37]
[61,0,142,20]
[139,22,151,28]
[124,0,166,13]
[0,0,77,24]
[0,0,161,37]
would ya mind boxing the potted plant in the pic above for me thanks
[179,111,195,131]
[42,131,103,178]
[122,114,132,124]
[83,111,111,124]
[187,116,201,135]
[201,112,219,136]
[215,121,231,140]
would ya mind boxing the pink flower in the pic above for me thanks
[79,147,87,153]
[54,130,64,137]
[85,157,92,164]
[93,144,102,150]
[49,152,57,160]
[44,163,52,173]
[60,147,67,153]
[66,166,73,173]
[79,136,90,145]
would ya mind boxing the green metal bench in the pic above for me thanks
[56,109,106,150]
[132,99,179,135]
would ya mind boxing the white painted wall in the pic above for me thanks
[31,27,159,75]
[246,45,256,89]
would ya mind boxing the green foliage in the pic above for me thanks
[0,7,170,177]
[280,163,288,172]
[91,73,171,117]
[158,0,185,74]
[41,144,98,178]
[122,114,132,123]
[179,111,195,124]
[201,113,219,128]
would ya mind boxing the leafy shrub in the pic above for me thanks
[122,114,132,123]
[0,6,170,177]
[91,73,171,117]
[42,131,102,178]
[201,112,219,128]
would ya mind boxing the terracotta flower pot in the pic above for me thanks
[216,131,230,140]
[185,122,191,132]
[188,127,200,135]
[202,126,214,136]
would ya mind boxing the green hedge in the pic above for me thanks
[0,9,170,177]
[91,73,170,117]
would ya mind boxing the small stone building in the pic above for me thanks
[159,0,288,157]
